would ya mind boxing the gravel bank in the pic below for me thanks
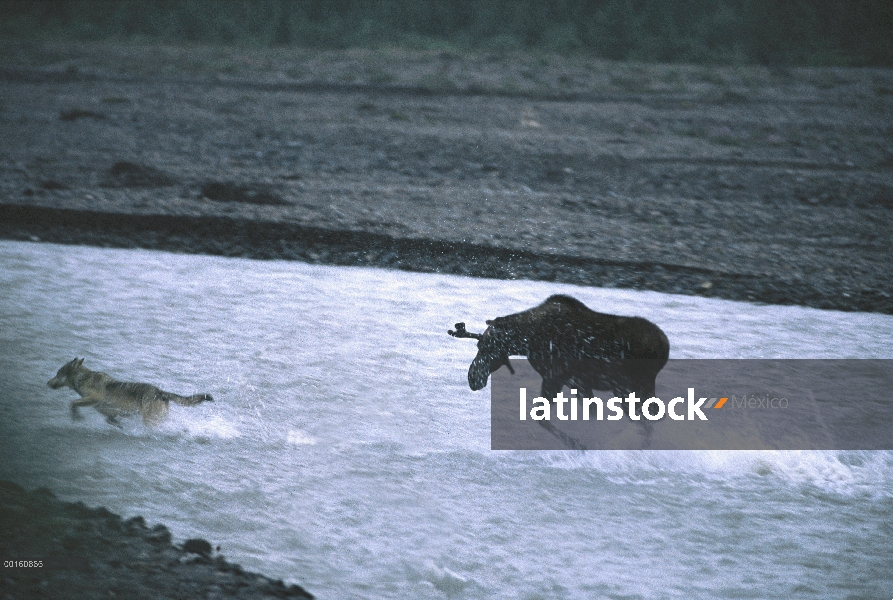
[1,43,891,314]
[2,203,890,314]
[0,480,314,599]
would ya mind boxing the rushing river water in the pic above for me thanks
[1,240,892,599]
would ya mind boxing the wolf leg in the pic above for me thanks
[70,396,98,421]
[141,400,169,426]
[95,403,128,428]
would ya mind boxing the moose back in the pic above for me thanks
[448,295,670,401]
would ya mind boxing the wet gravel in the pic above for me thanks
[1,44,891,313]
[0,480,314,600]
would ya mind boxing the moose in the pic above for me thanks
[448,294,670,406]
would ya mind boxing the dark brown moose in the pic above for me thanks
[449,294,670,403]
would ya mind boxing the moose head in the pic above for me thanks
[448,321,517,391]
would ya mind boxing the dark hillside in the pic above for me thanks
[3,0,892,66]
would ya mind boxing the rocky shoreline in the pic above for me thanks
[1,203,891,315]
[0,480,314,600]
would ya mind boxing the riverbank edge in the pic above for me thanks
[0,479,314,599]
[2,203,889,315]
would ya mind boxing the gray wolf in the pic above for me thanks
[449,294,670,402]
[48,358,213,427]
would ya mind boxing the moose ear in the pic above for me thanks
[76,358,84,367]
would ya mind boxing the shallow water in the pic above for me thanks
[1,240,891,599]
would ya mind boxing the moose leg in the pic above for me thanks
[539,377,564,401]
[621,377,656,448]
[565,376,591,420]
[607,379,656,449]
[538,420,588,450]
[639,376,659,449]
[637,376,658,408]
[536,376,588,450]
[619,361,660,413]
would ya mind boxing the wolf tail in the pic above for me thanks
[165,392,214,406]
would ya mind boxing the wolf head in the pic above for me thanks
[467,321,518,391]
[48,357,84,389]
